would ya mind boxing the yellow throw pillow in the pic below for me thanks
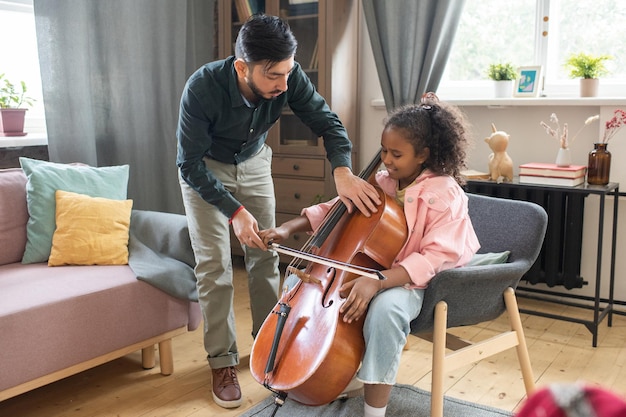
[48,190,133,266]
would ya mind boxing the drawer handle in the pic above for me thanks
[294,193,301,199]
[293,164,300,171]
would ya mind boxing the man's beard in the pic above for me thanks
[247,78,281,102]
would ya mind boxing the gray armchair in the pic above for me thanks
[410,193,548,417]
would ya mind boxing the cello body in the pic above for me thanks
[249,186,408,405]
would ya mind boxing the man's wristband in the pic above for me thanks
[229,206,245,224]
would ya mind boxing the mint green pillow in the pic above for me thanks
[467,251,511,266]
[19,157,129,264]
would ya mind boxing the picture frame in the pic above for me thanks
[514,66,542,97]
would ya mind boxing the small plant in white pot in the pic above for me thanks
[564,52,612,97]
[0,73,35,137]
[487,63,517,98]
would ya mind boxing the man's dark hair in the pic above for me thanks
[235,14,298,66]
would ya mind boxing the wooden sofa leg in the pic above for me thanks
[159,339,174,376]
[142,345,156,369]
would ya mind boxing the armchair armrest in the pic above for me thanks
[410,259,531,333]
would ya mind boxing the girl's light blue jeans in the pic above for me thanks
[357,285,424,385]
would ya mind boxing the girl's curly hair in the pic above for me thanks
[383,95,471,185]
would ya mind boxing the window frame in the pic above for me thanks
[0,0,47,135]
[438,0,626,99]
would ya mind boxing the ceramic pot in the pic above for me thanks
[0,108,27,137]
[587,142,611,185]
[494,80,513,98]
[580,78,599,97]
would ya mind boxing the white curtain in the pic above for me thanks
[33,0,216,213]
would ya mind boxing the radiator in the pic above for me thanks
[466,181,587,289]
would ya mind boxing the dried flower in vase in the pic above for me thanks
[540,112,599,149]
[601,109,626,143]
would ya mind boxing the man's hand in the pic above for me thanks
[333,167,381,217]
[231,208,265,249]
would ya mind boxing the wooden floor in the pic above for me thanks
[3,258,626,416]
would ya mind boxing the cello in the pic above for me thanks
[249,150,408,407]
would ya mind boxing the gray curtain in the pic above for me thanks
[33,0,216,213]
[362,0,466,112]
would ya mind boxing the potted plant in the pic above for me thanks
[487,63,517,98]
[0,73,35,137]
[564,52,612,97]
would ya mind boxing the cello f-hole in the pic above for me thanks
[321,267,336,308]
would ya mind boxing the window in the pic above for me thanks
[438,0,626,98]
[0,0,46,133]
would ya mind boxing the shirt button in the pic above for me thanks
[429,198,435,204]
[407,197,414,203]
[249,128,254,133]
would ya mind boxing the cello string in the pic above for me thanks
[279,149,385,282]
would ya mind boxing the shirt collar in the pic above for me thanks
[228,59,246,108]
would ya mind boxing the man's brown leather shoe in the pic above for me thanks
[211,366,242,408]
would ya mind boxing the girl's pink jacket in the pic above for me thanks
[301,170,480,289]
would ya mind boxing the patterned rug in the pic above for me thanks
[239,384,513,417]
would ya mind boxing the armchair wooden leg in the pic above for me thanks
[504,287,536,395]
[430,301,448,417]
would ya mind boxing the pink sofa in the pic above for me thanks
[0,168,201,401]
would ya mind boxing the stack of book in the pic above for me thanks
[461,169,490,180]
[518,162,587,186]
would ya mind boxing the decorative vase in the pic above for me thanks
[494,80,513,98]
[580,78,599,97]
[555,147,572,167]
[587,142,611,185]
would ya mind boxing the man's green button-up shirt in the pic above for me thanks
[176,56,353,218]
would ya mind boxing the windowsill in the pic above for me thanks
[370,97,626,109]
[0,132,48,148]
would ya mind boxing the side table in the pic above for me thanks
[466,179,619,347]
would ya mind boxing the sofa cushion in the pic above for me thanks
[19,157,129,264]
[49,190,134,266]
[0,168,28,266]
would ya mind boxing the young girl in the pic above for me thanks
[259,93,480,417]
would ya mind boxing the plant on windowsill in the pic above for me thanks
[564,52,612,97]
[487,63,517,98]
[0,73,35,137]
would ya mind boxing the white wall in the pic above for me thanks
[356,13,626,307]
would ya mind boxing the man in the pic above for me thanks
[176,14,380,409]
